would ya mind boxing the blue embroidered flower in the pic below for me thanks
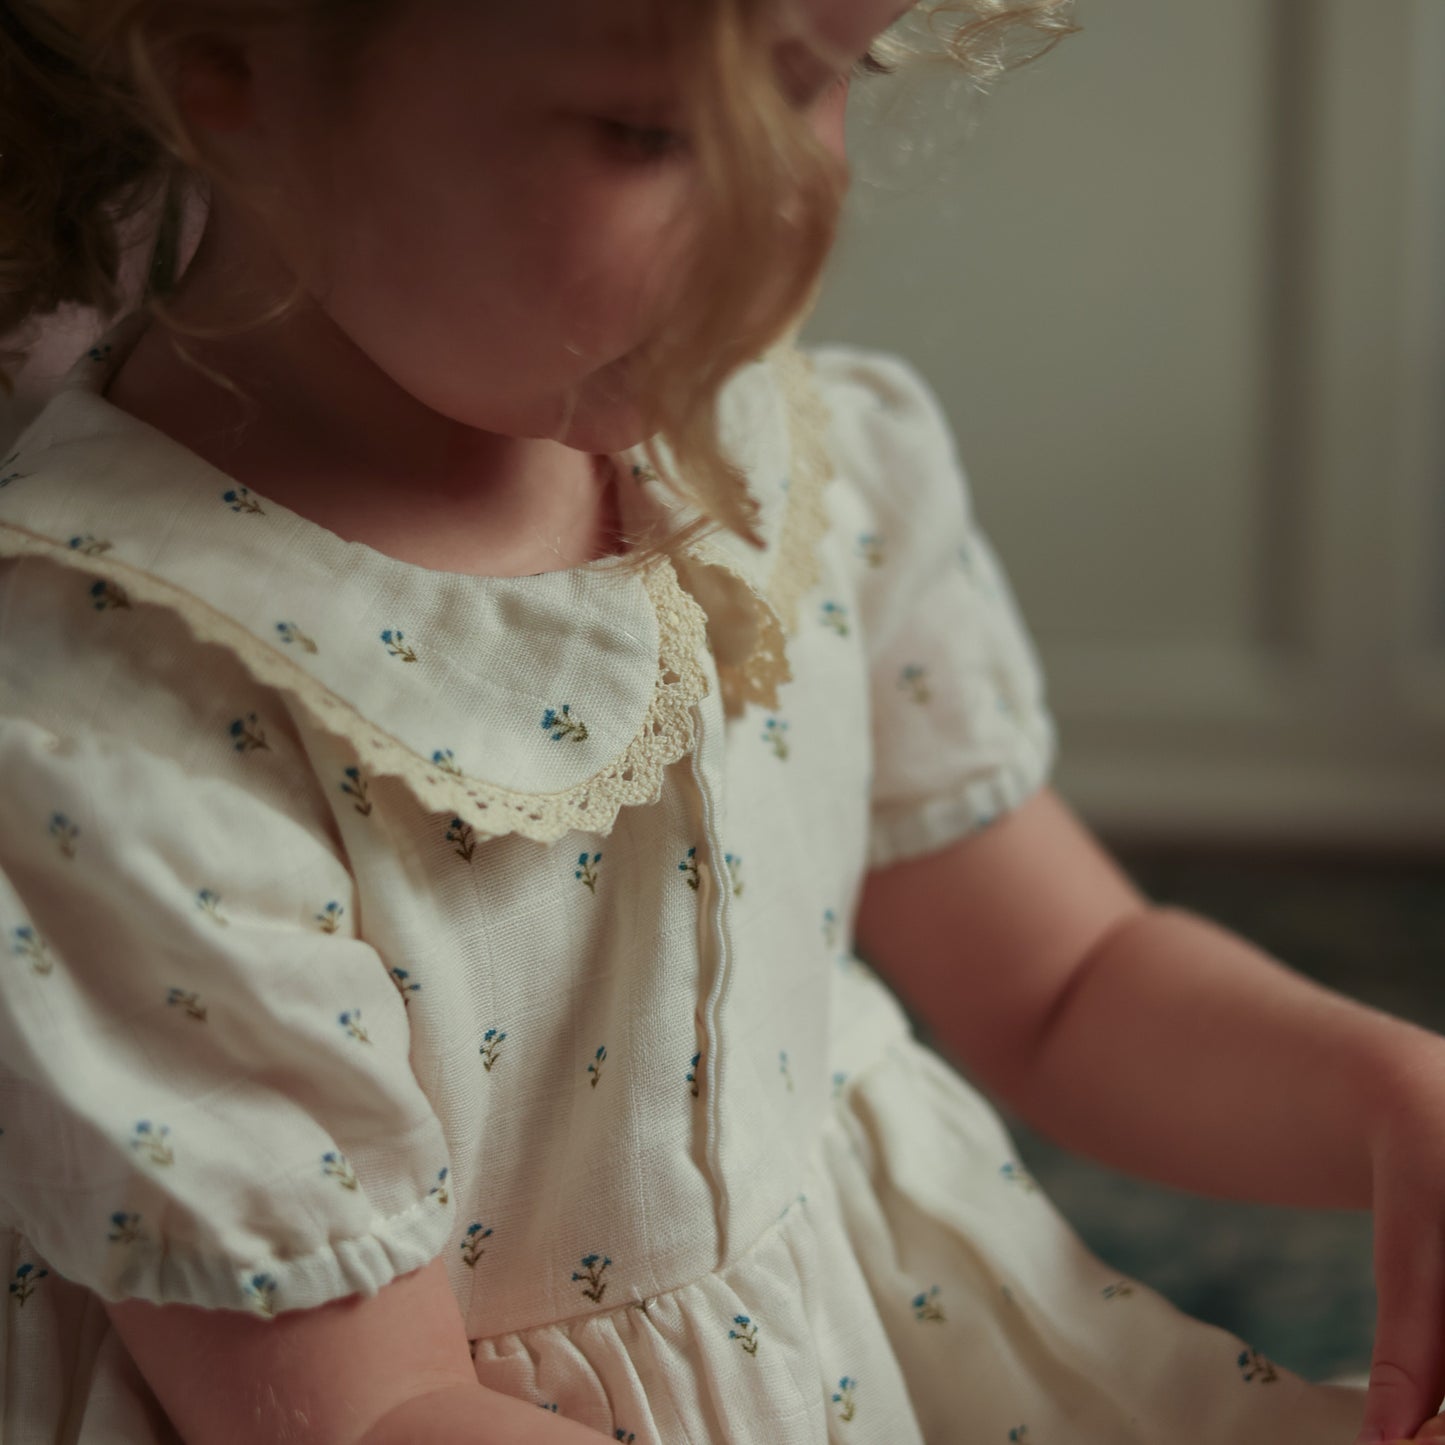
[380,628,418,662]
[431,747,462,776]
[67,533,111,555]
[480,1027,506,1071]
[1237,1346,1278,1384]
[108,1211,144,1245]
[446,815,476,862]
[899,663,930,704]
[686,1051,701,1098]
[678,847,700,890]
[856,532,885,567]
[572,1253,611,1303]
[911,1285,945,1322]
[428,1167,450,1205]
[228,713,269,753]
[340,766,372,815]
[389,967,421,1005]
[131,1121,174,1167]
[832,1377,858,1421]
[722,852,743,897]
[575,851,601,892]
[49,812,77,858]
[222,486,265,515]
[728,1314,759,1355]
[321,1150,357,1189]
[11,924,53,974]
[89,578,130,611]
[587,1045,606,1088]
[275,621,318,653]
[540,704,588,742]
[8,1262,49,1306]
[338,1009,371,1043]
[196,889,229,925]
[166,986,207,1021]
[820,600,849,636]
[761,716,789,760]
[460,1221,493,1267]
[244,1273,278,1316]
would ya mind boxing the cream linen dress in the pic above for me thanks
[0,312,1367,1444]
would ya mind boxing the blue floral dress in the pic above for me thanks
[0,312,1366,1442]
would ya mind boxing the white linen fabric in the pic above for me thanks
[0,315,1365,1442]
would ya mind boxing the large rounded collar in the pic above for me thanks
[0,314,834,842]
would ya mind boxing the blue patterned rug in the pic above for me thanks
[908,847,1445,1386]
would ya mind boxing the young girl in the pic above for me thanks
[2,2,1444,1442]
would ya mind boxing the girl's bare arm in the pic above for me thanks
[105,1257,612,1445]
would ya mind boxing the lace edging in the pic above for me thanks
[0,521,713,845]
[694,345,836,717]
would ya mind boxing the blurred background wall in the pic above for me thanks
[805,0,1445,850]
[804,0,1445,1385]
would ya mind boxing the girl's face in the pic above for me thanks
[186,0,910,453]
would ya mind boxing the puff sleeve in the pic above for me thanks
[812,345,1060,870]
[0,572,453,1319]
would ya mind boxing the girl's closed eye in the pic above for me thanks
[596,45,893,165]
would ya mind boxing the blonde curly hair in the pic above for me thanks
[0,0,1077,574]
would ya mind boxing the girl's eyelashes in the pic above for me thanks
[595,117,690,163]
[592,45,894,164]
[852,46,895,79]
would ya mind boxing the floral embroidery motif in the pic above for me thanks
[315,901,344,933]
[575,852,601,892]
[1000,1160,1038,1193]
[428,1167,450,1205]
[614,1432,637,1443]
[573,1253,611,1303]
[340,766,373,816]
[723,852,743,896]
[1101,1280,1135,1300]
[8,1263,48,1307]
[822,908,839,949]
[390,967,420,1005]
[1237,1346,1279,1384]
[89,579,130,611]
[322,1151,358,1190]
[166,987,208,1021]
[338,1009,370,1043]
[196,888,229,925]
[778,1050,794,1092]
[820,600,849,636]
[460,1222,493,1267]
[1008,1428,1031,1443]
[131,1121,174,1167]
[11,925,53,975]
[678,847,700,890]
[0,451,25,487]
[856,532,885,567]
[380,628,418,662]
[761,716,790,760]
[244,1273,278,1316]
[432,748,462,777]
[899,664,931,704]
[831,1071,847,1099]
[587,1045,606,1088]
[631,463,658,485]
[67,534,111,555]
[87,342,113,364]
[686,1051,701,1098]
[275,621,319,653]
[728,1315,759,1355]
[223,487,265,515]
[912,1285,945,1322]
[446,816,476,862]
[540,704,588,742]
[832,1377,858,1422]
[49,812,78,858]
[108,1211,144,1244]
[229,713,269,753]
[480,1027,506,1071]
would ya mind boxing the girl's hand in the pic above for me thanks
[1354,1051,1445,1445]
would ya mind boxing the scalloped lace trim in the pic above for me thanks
[0,521,712,846]
[695,345,835,717]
